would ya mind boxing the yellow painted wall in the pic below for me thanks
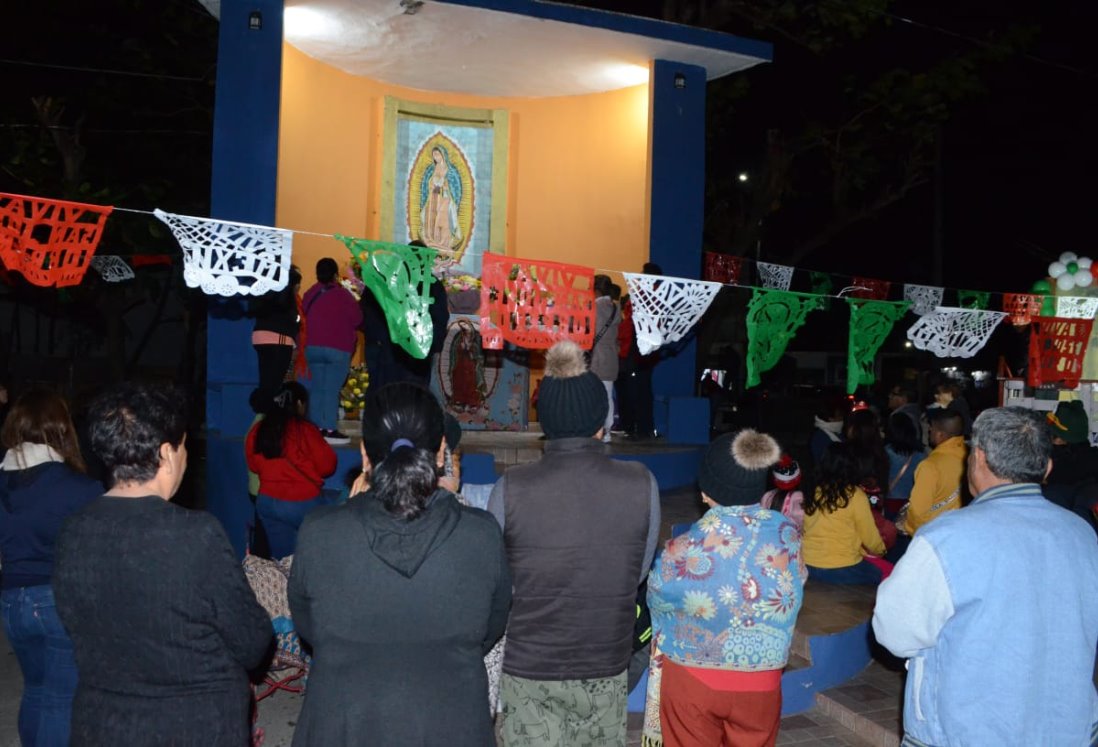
[277,44,650,279]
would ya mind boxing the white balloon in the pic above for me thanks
[1057,273,1076,291]
[1078,257,1093,269]
[1075,272,1093,288]
[1049,261,1067,277]
[1060,251,1078,264]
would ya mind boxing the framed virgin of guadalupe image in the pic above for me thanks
[380,97,509,278]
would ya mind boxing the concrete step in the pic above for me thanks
[785,651,812,672]
[814,661,905,747]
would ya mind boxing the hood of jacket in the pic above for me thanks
[353,489,461,578]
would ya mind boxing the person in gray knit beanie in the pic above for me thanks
[537,341,609,440]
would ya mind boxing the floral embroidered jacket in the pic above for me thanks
[648,505,807,672]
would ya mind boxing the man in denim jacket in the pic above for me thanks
[873,407,1098,746]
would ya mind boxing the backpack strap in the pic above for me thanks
[888,454,915,496]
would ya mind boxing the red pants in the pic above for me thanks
[660,661,782,747]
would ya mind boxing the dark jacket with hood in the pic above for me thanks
[1044,442,1098,534]
[288,490,510,746]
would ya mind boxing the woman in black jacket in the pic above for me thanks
[53,383,271,746]
[250,265,303,409]
[289,382,511,746]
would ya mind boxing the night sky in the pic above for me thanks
[586,0,1098,294]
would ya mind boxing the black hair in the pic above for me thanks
[360,383,445,521]
[609,283,622,302]
[929,409,964,439]
[815,396,847,421]
[254,381,310,459]
[805,443,862,516]
[935,380,963,399]
[316,257,339,284]
[642,262,663,275]
[844,408,889,489]
[886,411,922,456]
[88,382,188,488]
[889,385,916,403]
[593,274,612,297]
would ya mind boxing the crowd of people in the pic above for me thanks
[2,266,1098,745]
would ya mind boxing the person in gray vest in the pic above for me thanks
[489,340,660,746]
[873,407,1098,746]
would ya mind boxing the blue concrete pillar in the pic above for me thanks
[207,0,283,555]
[648,59,706,428]
[208,0,283,438]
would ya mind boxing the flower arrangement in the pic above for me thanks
[340,275,364,301]
[339,365,370,419]
[442,274,481,293]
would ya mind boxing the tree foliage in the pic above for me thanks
[0,0,218,383]
[580,0,1034,263]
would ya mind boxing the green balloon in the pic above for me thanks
[1031,279,1052,293]
[1067,261,1079,274]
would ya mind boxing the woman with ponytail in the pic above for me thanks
[288,382,511,746]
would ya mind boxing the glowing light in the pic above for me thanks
[284,6,337,39]
[738,172,749,182]
[904,340,913,348]
[603,63,650,88]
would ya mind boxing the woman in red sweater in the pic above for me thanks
[246,382,337,558]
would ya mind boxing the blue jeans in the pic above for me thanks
[1,585,78,746]
[304,345,352,431]
[806,560,883,585]
[256,494,330,559]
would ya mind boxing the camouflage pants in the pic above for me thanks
[499,671,627,747]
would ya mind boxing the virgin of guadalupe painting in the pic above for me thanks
[407,133,474,260]
[420,145,463,251]
[383,99,509,277]
[433,315,529,430]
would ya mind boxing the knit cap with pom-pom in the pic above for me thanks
[537,341,608,439]
[698,429,782,506]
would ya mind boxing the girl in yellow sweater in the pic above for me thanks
[803,443,891,584]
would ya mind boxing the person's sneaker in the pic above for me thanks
[602,432,612,444]
[322,429,351,445]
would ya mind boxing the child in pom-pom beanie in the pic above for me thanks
[761,454,805,532]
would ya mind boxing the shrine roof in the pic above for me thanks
[199,0,772,97]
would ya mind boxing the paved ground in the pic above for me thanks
[0,629,23,747]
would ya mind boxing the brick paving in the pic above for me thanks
[815,661,905,747]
